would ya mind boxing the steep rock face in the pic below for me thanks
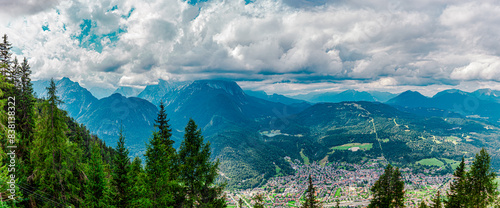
[138,79,191,106]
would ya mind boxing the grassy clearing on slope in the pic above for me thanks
[416,158,444,167]
[300,148,310,165]
[442,158,460,169]
[319,155,329,166]
[275,164,282,176]
[330,143,373,151]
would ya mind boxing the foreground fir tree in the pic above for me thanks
[368,164,405,208]
[466,148,498,207]
[84,140,113,207]
[112,125,131,207]
[0,34,12,77]
[178,119,226,207]
[302,175,322,208]
[238,198,244,208]
[16,57,37,208]
[445,157,466,208]
[31,79,80,207]
[128,156,151,207]
[431,191,442,208]
[145,101,180,207]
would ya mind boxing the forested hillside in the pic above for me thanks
[0,35,225,207]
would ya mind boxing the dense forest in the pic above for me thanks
[0,34,225,207]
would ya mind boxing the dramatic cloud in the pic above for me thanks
[0,0,60,16]
[1,0,500,94]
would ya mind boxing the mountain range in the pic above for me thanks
[32,78,500,188]
[387,89,500,123]
[290,90,397,103]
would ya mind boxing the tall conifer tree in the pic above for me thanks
[431,191,442,208]
[178,119,226,207]
[84,140,113,207]
[112,125,131,207]
[302,175,321,208]
[0,34,12,77]
[128,157,151,207]
[31,79,79,207]
[466,148,498,208]
[445,157,466,208]
[145,101,179,207]
[368,164,405,208]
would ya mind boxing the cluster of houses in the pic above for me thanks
[226,159,453,207]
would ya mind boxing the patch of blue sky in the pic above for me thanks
[42,24,50,31]
[121,8,135,19]
[108,5,118,12]
[73,19,126,53]
[186,0,209,6]
[186,0,252,6]
[11,47,23,56]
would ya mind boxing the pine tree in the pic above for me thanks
[368,164,405,208]
[31,79,79,207]
[391,166,405,206]
[431,191,442,208]
[9,57,18,85]
[84,140,113,207]
[178,119,226,207]
[302,175,321,208]
[0,34,12,77]
[445,157,466,208]
[156,100,173,146]
[128,157,152,207]
[144,101,179,207]
[253,194,264,208]
[15,57,36,208]
[16,57,35,158]
[111,125,131,207]
[238,197,244,208]
[466,148,498,208]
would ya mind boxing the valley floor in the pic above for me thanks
[225,159,453,207]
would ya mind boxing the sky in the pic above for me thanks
[1,0,500,96]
